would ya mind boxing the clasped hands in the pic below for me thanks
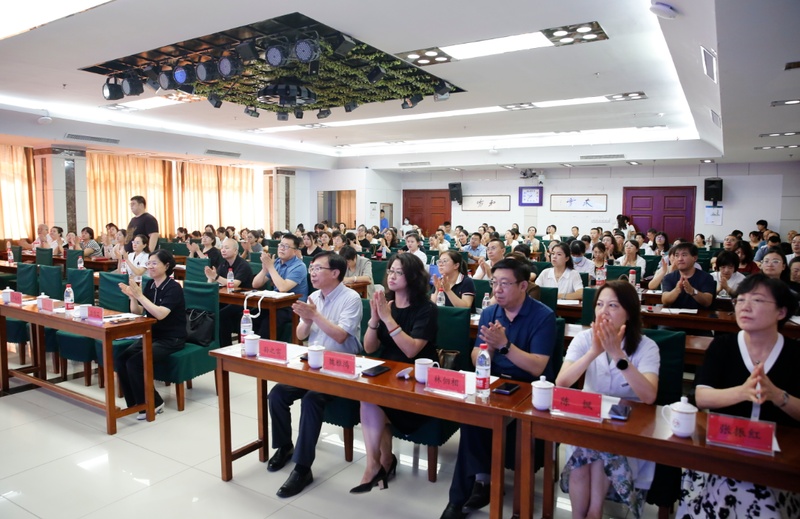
[589,318,626,362]
[477,321,508,352]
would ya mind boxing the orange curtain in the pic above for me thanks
[0,144,35,239]
[218,165,255,232]
[175,162,221,233]
[86,153,173,239]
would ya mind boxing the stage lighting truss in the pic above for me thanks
[265,43,291,68]
[173,64,196,85]
[218,54,244,78]
[121,73,144,96]
[158,70,177,90]
[195,60,220,83]
[102,78,123,100]
[294,38,321,63]
[257,83,317,106]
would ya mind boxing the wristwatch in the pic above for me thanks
[497,342,510,355]
[616,357,629,371]
[779,390,789,408]
[692,288,698,296]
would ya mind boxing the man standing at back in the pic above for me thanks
[266,252,362,497]
[125,196,159,253]
[661,242,715,309]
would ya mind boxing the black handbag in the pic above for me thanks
[186,308,215,346]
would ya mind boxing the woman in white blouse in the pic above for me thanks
[119,234,150,282]
[404,233,427,265]
[545,224,561,242]
[536,242,583,300]
[615,240,647,271]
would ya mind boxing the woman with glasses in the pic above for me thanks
[354,253,438,494]
[557,281,660,519]
[759,246,790,282]
[615,239,647,270]
[536,242,584,300]
[431,250,475,308]
[652,232,669,257]
[117,249,186,419]
[677,274,800,518]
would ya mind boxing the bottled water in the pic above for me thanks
[481,293,491,312]
[63,284,74,317]
[595,266,606,287]
[436,287,446,306]
[6,241,13,265]
[120,260,128,275]
[240,309,252,344]
[226,268,235,293]
[77,256,84,270]
[476,343,491,398]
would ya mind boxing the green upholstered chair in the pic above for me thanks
[153,280,220,410]
[389,306,473,482]
[606,265,641,284]
[185,257,209,284]
[171,242,189,256]
[643,255,662,278]
[0,246,21,289]
[6,263,38,364]
[249,261,261,278]
[53,266,100,384]
[35,247,53,266]
[249,252,261,262]
[10,245,22,263]
[302,256,313,268]
[579,272,589,287]
[580,287,598,325]
[370,260,388,291]
[38,264,66,366]
[532,261,552,275]
[472,278,491,312]
[538,287,558,312]
[65,249,83,270]
[66,268,95,305]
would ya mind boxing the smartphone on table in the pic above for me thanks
[609,404,632,420]
[492,382,520,395]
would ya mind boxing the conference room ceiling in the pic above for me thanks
[0,0,797,172]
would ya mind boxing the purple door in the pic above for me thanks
[623,187,696,242]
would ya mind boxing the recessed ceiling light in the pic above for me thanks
[700,159,715,163]
[435,56,448,62]
[771,99,800,106]
[449,167,463,171]
[542,21,609,46]
[439,31,553,60]
[407,53,420,60]
[760,131,799,137]
[582,34,598,40]
[576,26,592,33]
[424,50,438,57]
[418,59,430,64]
[627,161,641,165]
[553,30,568,37]
[533,96,609,108]
[502,165,516,169]
[560,38,574,44]
[561,163,574,167]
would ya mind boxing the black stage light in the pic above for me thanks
[434,80,452,96]
[344,101,358,113]
[332,33,356,57]
[158,70,176,90]
[218,55,244,78]
[265,44,291,67]
[401,94,423,109]
[102,78,123,100]
[294,108,304,119]
[244,106,260,118]
[277,111,289,121]
[207,93,223,108]
[143,65,160,81]
[121,74,143,96]
[236,40,259,62]
[367,66,386,84]
[308,60,320,75]
[196,60,220,83]
[173,64,196,85]
[317,108,331,119]
[294,39,321,63]
[177,84,195,95]
[145,78,160,91]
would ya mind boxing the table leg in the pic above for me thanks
[517,420,534,519]
[489,416,509,519]
[542,440,555,519]
[0,315,8,391]
[101,337,117,435]
[33,324,46,379]
[258,378,269,462]
[142,330,154,422]
[217,365,233,481]
[269,306,278,341]
[291,312,299,344]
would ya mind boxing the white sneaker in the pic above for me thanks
[137,402,165,420]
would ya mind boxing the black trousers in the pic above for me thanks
[116,337,184,408]
[268,384,333,468]
[218,304,243,346]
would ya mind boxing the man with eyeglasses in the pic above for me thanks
[473,238,506,280]
[251,234,309,339]
[266,251,362,498]
[661,242,715,309]
[462,232,487,265]
[207,237,255,346]
[441,258,556,519]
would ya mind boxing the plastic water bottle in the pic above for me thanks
[595,266,606,287]
[476,343,491,398]
[226,268,235,293]
[436,286,446,306]
[63,284,74,316]
[628,269,637,287]
[120,260,128,275]
[240,309,252,344]
[77,256,85,270]
[6,241,13,265]
[481,293,491,313]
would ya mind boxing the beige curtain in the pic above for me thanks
[218,166,255,232]
[0,145,35,239]
[176,162,221,233]
[86,153,172,239]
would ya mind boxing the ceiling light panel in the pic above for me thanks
[541,21,609,46]
[500,102,537,111]
[606,92,648,102]
[399,47,455,66]
[771,99,800,106]
[755,145,799,150]
[760,131,799,137]
[440,31,553,60]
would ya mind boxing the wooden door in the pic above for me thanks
[623,187,696,242]
[402,189,451,237]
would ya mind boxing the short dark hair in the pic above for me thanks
[767,234,781,244]
[471,232,482,240]
[736,273,797,327]
[282,234,302,248]
[339,245,357,261]
[513,243,531,257]
[756,219,768,227]
[716,251,738,269]
[491,257,532,284]
[331,230,342,239]
[384,253,429,305]
[595,281,643,356]
[81,227,95,239]
[149,249,176,276]
[671,242,698,257]
[216,227,225,234]
[130,196,146,206]
[203,231,216,245]
[593,242,606,253]
[313,251,346,281]
[570,240,586,255]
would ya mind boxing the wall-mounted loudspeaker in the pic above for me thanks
[448,182,463,204]
[704,178,723,202]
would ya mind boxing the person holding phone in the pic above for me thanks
[555,281,660,519]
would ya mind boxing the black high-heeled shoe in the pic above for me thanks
[385,454,398,481]
[350,467,388,494]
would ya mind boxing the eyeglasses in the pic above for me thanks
[277,243,296,250]
[732,297,777,307]
[145,261,160,267]
[761,259,783,266]
[308,266,334,274]
[437,259,451,265]
[387,269,405,277]
[489,279,521,291]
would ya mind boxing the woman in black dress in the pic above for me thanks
[353,253,438,493]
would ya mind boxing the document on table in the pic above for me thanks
[244,290,295,299]
[557,299,580,306]
[659,308,698,315]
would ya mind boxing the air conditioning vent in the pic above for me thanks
[64,133,120,144]
[710,109,722,128]
[582,163,609,167]
[579,154,624,160]
[398,161,431,167]
[205,149,241,158]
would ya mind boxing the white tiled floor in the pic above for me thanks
[0,354,659,518]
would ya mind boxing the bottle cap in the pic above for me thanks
[480,343,488,350]
[243,309,250,314]
[66,284,72,288]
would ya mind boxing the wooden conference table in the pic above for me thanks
[514,401,800,519]
[16,250,119,271]
[0,298,156,434]
[211,348,530,519]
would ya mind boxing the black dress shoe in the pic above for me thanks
[440,502,467,519]
[462,481,490,512]
[267,445,294,472]
[276,468,313,498]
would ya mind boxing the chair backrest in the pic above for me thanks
[16,262,39,295]
[302,256,313,268]
[360,298,371,343]
[435,306,473,371]
[66,268,95,304]
[185,256,210,283]
[249,261,262,278]
[580,287,598,325]
[183,280,220,348]
[250,252,261,262]
[472,278,491,312]
[579,271,589,287]
[371,260,388,289]
[38,265,64,299]
[642,329,686,406]
[171,242,189,256]
[35,247,53,266]
[98,272,131,312]
[606,265,641,283]
[65,249,83,270]
[11,245,22,263]
[643,255,662,277]
[539,287,558,311]
[532,261,552,275]
[552,317,566,377]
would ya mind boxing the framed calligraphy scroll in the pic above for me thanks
[462,195,511,212]
[550,194,607,212]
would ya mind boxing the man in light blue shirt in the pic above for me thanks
[252,234,308,339]
[462,232,486,265]
[266,251,362,498]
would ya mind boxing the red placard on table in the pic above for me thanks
[87,306,104,323]
[258,339,288,363]
[426,367,467,396]
[10,292,22,305]
[706,412,775,456]
[41,297,55,313]
[322,350,357,378]
[551,387,603,422]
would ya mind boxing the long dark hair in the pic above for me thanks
[440,249,467,275]
[551,242,574,270]
[595,280,643,356]
[384,253,429,305]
